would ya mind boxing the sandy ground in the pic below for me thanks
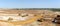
[0,21,57,26]
[0,22,14,26]
[0,10,59,26]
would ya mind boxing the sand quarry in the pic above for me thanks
[0,10,59,26]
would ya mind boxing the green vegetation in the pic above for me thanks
[11,8,60,11]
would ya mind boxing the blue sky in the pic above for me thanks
[0,0,60,8]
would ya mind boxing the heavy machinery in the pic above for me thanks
[52,15,60,24]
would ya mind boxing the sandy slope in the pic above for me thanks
[0,10,57,26]
[0,21,14,26]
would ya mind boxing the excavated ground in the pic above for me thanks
[0,10,60,26]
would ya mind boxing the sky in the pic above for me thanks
[0,0,60,8]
